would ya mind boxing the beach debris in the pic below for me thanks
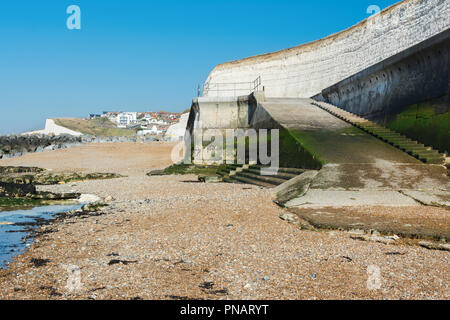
[279,213,297,224]
[78,194,101,203]
[199,282,214,290]
[107,259,137,266]
[104,196,114,202]
[30,258,50,268]
[349,229,400,245]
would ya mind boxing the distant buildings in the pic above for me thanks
[116,112,137,128]
[93,110,184,136]
[137,125,163,136]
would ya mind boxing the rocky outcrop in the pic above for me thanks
[0,167,123,186]
[0,134,161,160]
[0,181,37,198]
[0,134,82,159]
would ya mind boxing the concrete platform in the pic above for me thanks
[285,190,419,208]
[250,96,450,209]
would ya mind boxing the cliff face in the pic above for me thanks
[204,0,450,98]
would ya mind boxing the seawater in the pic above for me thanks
[0,204,83,269]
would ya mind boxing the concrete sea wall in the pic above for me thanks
[204,0,450,98]
[316,29,450,153]
[186,95,258,135]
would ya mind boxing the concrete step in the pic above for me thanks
[423,158,446,164]
[417,155,445,164]
[313,100,445,165]
[230,175,275,188]
[246,168,297,180]
[277,167,307,175]
[236,171,286,186]
[413,153,445,162]
[226,164,243,169]
[412,150,442,156]
[410,148,442,155]
[370,131,403,138]
[394,143,427,150]
[398,146,429,154]
[217,170,230,177]
[389,139,422,145]
[249,165,306,175]
[222,176,237,184]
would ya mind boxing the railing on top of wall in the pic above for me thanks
[198,76,263,97]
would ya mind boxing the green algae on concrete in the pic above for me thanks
[385,102,450,154]
[255,98,420,166]
[287,126,419,165]
[274,129,322,169]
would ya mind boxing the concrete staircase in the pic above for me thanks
[312,101,446,164]
[217,164,305,188]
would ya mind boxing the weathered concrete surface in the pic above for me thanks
[289,206,450,241]
[204,0,450,98]
[309,163,450,191]
[249,96,450,208]
[251,97,420,164]
[317,29,449,119]
[186,95,257,135]
[285,190,419,208]
[401,189,450,208]
[271,170,319,206]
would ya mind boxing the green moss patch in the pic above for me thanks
[149,164,228,176]
[275,129,323,169]
[0,198,76,210]
[32,172,123,185]
[386,102,449,154]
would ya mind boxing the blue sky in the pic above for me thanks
[0,0,399,134]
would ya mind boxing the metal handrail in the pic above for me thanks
[198,76,262,97]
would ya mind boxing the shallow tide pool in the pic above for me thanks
[0,203,83,269]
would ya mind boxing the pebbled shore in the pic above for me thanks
[0,143,448,300]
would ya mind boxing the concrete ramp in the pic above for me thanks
[250,95,450,208]
[252,97,421,165]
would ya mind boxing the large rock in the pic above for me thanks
[0,182,36,197]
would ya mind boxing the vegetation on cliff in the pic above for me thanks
[54,118,136,137]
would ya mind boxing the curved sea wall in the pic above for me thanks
[316,29,450,153]
[204,0,450,98]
